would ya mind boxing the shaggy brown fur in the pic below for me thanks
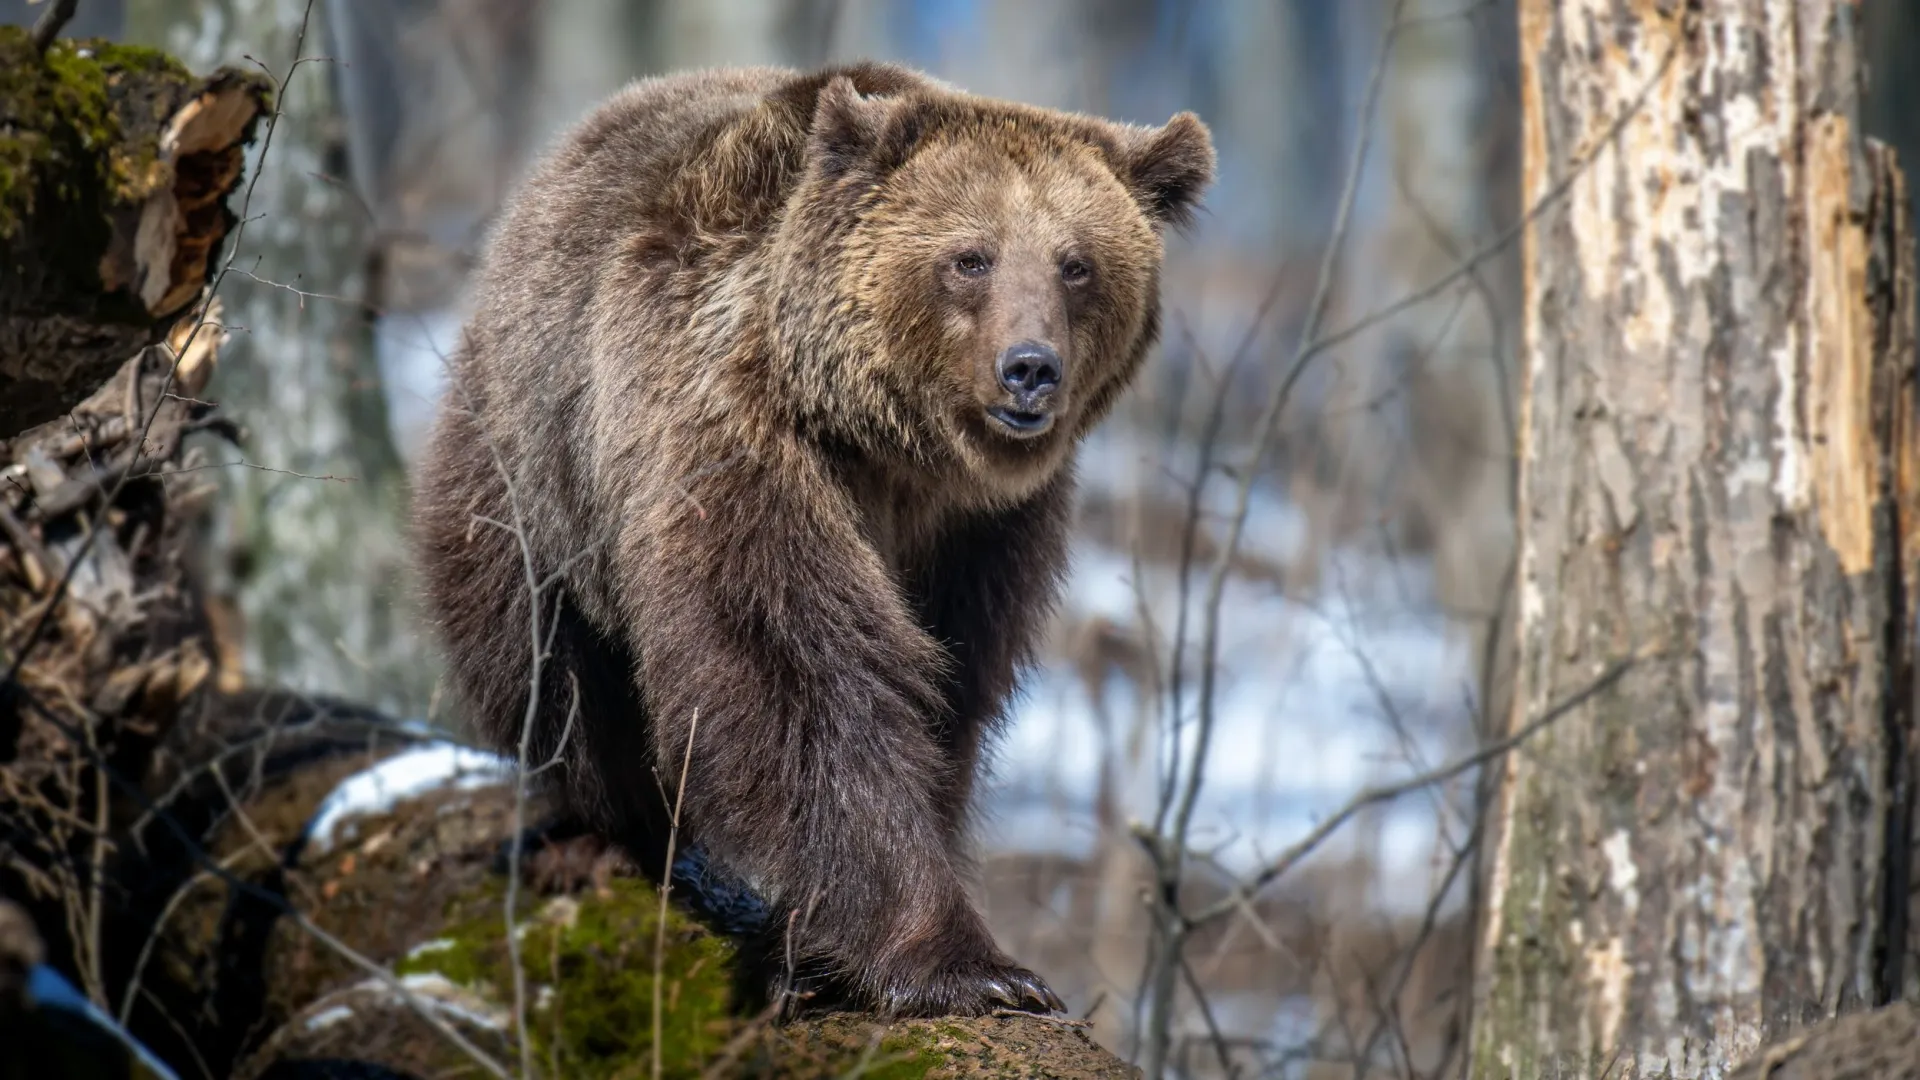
[410,60,1213,1016]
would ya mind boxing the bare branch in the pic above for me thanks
[1187,655,1637,929]
[1140,4,1409,1074]
[655,709,699,1080]
[29,0,78,53]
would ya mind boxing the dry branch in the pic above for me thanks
[0,294,234,1032]
[0,27,271,438]
[1,302,230,755]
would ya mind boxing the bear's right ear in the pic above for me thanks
[809,76,894,179]
[1118,112,1217,229]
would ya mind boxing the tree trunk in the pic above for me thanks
[1470,2,1920,1077]
[124,0,435,716]
[0,27,269,438]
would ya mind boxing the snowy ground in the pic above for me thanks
[983,539,1474,909]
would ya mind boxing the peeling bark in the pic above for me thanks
[1470,2,1919,1076]
[0,28,271,438]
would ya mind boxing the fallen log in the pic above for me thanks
[123,726,1142,1080]
[0,26,271,437]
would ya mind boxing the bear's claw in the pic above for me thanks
[983,968,1066,1014]
[875,961,1065,1018]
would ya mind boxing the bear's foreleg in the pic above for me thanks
[623,444,1063,1017]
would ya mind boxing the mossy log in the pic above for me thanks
[0,26,271,438]
[119,719,1139,1080]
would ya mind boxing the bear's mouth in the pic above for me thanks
[986,406,1055,438]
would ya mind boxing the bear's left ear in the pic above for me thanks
[809,75,923,180]
[1117,112,1217,229]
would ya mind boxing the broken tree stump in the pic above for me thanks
[0,317,227,1031]
[0,27,271,437]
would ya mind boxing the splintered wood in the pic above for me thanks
[0,299,233,935]
[0,28,271,436]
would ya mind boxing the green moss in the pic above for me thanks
[843,1029,945,1080]
[0,28,187,243]
[392,880,965,1078]
[398,879,742,1079]
[394,933,496,993]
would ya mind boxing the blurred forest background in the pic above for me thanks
[5,0,1917,1074]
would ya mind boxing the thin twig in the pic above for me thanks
[129,706,428,839]
[1180,954,1239,1080]
[839,1026,898,1079]
[1296,39,1680,372]
[1141,6,1408,1075]
[502,579,564,1080]
[526,673,581,779]
[83,714,108,1007]
[29,0,78,53]
[1188,656,1637,928]
[1348,786,1487,1079]
[117,850,250,1025]
[655,709,699,1080]
[697,997,787,1080]
[137,983,216,1080]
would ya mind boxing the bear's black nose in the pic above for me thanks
[996,342,1062,396]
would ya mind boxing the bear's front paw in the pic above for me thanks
[874,958,1065,1018]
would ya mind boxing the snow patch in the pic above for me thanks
[305,741,513,855]
[303,1004,356,1032]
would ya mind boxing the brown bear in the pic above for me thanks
[409,60,1214,1017]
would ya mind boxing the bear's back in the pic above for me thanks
[471,62,940,305]
[450,61,944,448]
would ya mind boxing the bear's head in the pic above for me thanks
[768,69,1216,505]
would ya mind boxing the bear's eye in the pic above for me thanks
[953,251,992,277]
[1061,258,1093,285]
